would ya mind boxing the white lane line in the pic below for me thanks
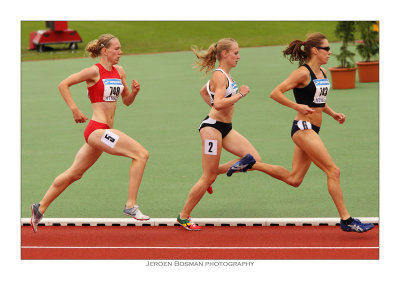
[21,246,379,250]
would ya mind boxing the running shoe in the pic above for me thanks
[226,154,256,177]
[123,205,150,220]
[340,218,374,233]
[207,185,213,194]
[177,214,201,231]
[30,203,43,233]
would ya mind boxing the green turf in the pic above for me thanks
[21,21,342,61]
[21,40,378,218]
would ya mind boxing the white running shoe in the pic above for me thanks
[123,205,150,220]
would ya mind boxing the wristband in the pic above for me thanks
[238,92,244,97]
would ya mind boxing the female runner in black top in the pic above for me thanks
[229,32,373,232]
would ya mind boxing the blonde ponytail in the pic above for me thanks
[85,34,116,58]
[192,38,237,75]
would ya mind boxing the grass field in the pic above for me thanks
[21,21,344,61]
[21,38,379,219]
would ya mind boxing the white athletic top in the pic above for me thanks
[206,68,238,106]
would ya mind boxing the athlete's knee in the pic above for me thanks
[287,178,303,188]
[133,147,149,162]
[69,173,83,182]
[286,174,304,188]
[67,168,85,182]
[139,148,150,162]
[326,165,340,181]
[55,169,83,187]
[202,173,218,185]
[208,173,218,184]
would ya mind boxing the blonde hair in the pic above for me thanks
[192,38,237,75]
[85,34,117,58]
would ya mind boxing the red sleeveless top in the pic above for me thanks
[87,63,124,103]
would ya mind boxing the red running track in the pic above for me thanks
[21,225,379,259]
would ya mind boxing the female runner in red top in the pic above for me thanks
[30,34,150,232]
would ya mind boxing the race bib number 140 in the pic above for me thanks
[313,78,330,104]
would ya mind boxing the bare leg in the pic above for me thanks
[37,126,149,217]
[180,127,222,219]
[292,130,350,220]
[218,129,262,174]
[252,144,312,187]
[88,128,149,209]
[39,144,103,214]
[223,127,351,219]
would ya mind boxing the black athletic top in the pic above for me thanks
[293,64,330,108]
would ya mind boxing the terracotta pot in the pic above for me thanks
[328,67,357,89]
[357,61,379,82]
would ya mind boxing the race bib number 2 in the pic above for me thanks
[204,140,217,155]
[313,78,330,104]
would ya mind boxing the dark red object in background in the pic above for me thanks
[29,21,82,51]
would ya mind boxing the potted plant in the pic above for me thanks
[356,21,379,82]
[329,21,357,89]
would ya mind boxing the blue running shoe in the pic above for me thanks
[226,154,256,177]
[340,218,374,233]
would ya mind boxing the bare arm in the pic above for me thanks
[211,72,248,111]
[269,68,315,115]
[324,104,346,124]
[116,65,140,106]
[58,66,98,123]
[200,84,212,107]
[320,68,345,123]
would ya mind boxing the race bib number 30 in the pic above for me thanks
[103,79,124,102]
[313,78,330,104]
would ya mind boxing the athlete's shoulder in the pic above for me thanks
[212,68,229,81]
[296,64,310,74]
[291,66,310,80]
[114,64,124,71]
[212,68,225,76]
[113,64,126,77]
[76,65,100,80]
[84,64,100,74]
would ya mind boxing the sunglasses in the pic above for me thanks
[315,46,331,52]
